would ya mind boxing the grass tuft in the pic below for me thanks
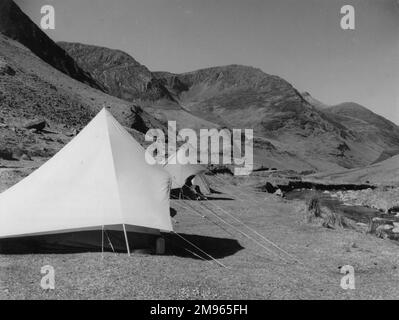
[304,194,355,229]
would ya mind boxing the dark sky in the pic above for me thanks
[16,0,399,123]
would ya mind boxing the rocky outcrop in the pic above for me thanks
[58,42,173,101]
[24,119,47,132]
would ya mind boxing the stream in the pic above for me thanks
[285,189,391,224]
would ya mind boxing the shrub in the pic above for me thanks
[304,193,355,229]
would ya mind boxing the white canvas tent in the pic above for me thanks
[162,145,211,195]
[0,108,172,252]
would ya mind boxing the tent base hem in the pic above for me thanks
[0,227,168,254]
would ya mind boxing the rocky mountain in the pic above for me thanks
[58,42,172,101]
[155,66,337,135]
[0,2,166,163]
[155,66,399,170]
[59,42,222,132]
[60,40,399,171]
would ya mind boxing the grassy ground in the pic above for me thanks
[1,175,399,300]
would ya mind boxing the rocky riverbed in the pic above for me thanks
[326,187,399,214]
[285,186,399,241]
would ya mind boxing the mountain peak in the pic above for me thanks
[331,102,370,111]
[175,64,292,95]
[58,42,143,70]
[59,42,174,101]
[300,92,329,109]
[183,64,263,74]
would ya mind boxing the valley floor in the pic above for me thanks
[0,175,399,299]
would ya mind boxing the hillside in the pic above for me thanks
[155,66,340,136]
[308,154,399,186]
[156,66,399,170]
[0,33,165,163]
[0,0,103,91]
[325,103,399,162]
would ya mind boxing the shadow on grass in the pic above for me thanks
[164,232,244,260]
[209,188,223,194]
[0,231,243,260]
[170,188,234,201]
[202,196,235,201]
[172,197,235,201]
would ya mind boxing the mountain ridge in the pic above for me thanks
[59,41,399,171]
[58,42,174,102]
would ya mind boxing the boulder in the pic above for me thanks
[262,182,277,194]
[24,119,47,131]
[368,217,393,234]
[375,225,392,239]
